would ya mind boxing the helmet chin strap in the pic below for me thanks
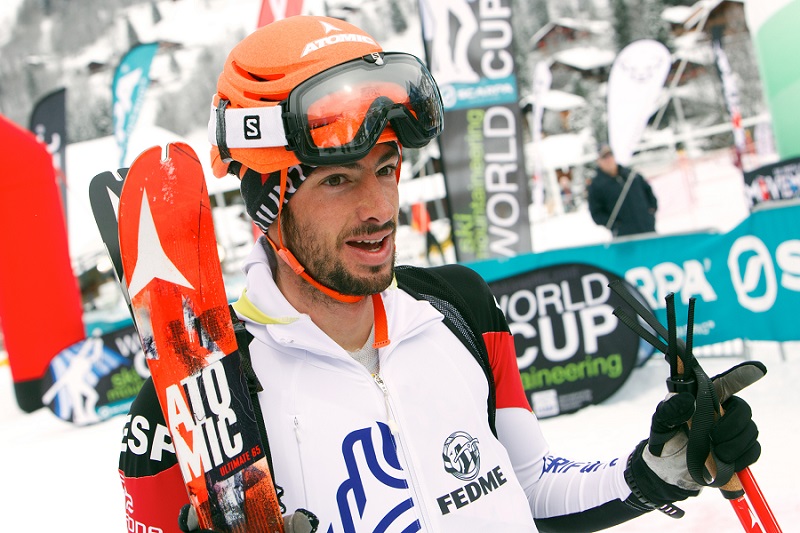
[266,168,390,348]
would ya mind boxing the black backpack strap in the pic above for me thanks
[395,265,497,436]
[228,305,286,513]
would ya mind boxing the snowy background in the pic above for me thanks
[2,0,799,531]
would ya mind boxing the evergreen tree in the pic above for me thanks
[151,1,163,25]
[126,17,141,48]
[612,0,632,51]
[511,0,550,95]
[636,0,670,46]
[388,0,408,34]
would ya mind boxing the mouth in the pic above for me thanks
[346,234,390,253]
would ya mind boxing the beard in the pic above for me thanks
[280,203,396,297]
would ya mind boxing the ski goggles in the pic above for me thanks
[209,52,444,167]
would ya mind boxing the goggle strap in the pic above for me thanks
[215,99,232,163]
[208,103,288,149]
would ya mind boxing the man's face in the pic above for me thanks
[597,151,618,176]
[278,143,400,297]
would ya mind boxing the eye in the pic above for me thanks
[321,174,346,187]
[377,164,397,177]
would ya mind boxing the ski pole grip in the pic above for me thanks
[676,358,743,497]
[708,400,746,499]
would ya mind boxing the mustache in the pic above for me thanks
[342,220,396,240]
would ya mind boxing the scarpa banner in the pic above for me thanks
[467,201,800,346]
[489,263,651,418]
[29,87,67,217]
[418,0,532,262]
[743,156,800,207]
[112,42,159,166]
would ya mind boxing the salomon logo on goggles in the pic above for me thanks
[209,53,444,166]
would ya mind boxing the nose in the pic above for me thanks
[356,172,397,224]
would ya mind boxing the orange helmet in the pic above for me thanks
[209,15,443,178]
[212,16,387,177]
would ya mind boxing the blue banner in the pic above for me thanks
[30,87,67,217]
[112,42,159,166]
[467,201,800,346]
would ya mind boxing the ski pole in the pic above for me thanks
[738,467,783,533]
[668,297,772,532]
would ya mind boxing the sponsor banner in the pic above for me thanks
[529,62,551,215]
[419,0,532,262]
[467,201,800,346]
[711,26,746,170]
[112,42,159,166]
[41,323,146,425]
[29,87,67,216]
[490,263,646,418]
[607,39,671,166]
[743,155,800,207]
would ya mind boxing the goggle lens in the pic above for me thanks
[286,53,443,164]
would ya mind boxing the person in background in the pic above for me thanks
[118,16,761,533]
[588,144,658,237]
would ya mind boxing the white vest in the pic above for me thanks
[239,242,538,532]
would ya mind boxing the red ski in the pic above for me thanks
[118,142,283,533]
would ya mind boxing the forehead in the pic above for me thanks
[310,142,400,174]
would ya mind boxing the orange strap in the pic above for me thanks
[267,167,390,348]
[371,293,389,348]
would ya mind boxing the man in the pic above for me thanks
[119,16,761,532]
[588,144,658,237]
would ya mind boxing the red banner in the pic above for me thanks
[0,114,84,412]
[257,0,303,27]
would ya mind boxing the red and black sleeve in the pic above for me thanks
[119,378,189,533]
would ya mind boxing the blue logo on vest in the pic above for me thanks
[327,422,420,533]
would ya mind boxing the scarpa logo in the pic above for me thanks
[728,236,778,312]
[442,431,480,481]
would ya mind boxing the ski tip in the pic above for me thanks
[164,142,201,165]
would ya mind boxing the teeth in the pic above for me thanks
[356,239,382,244]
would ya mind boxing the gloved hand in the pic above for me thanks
[178,504,319,533]
[624,361,764,512]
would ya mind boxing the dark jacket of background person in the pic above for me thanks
[588,164,658,237]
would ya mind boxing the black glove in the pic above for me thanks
[625,361,764,513]
[178,504,319,533]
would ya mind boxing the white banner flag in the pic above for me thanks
[607,39,671,165]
